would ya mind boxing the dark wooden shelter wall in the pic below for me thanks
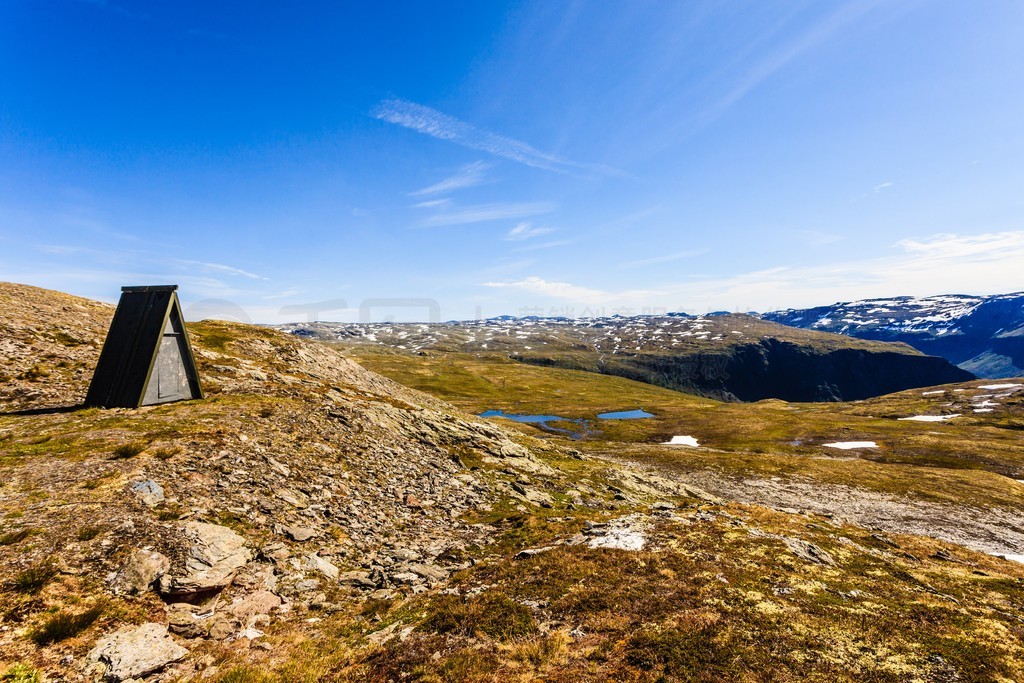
[85,289,176,408]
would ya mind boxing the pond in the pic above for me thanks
[477,409,566,423]
[478,408,653,438]
[596,409,655,420]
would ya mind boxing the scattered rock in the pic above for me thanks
[159,522,252,598]
[339,570,376,588]
[111,549,170,595]
[226,590,282,623]
[784,538,836,566]
[409,563,448,583]
[304,552,339,580]
[89,622,188,682]
[207,614,240,641]
[516,546,556,559]
[166,603,210,639]
[130,480,165,507]
[284,525,316,542]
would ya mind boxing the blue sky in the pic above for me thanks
[2,1,1023,322]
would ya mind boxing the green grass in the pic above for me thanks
[350,349,1024,509]
[110,441,147,459]
[418,591,538,642]
[30,603,104,646]
[0,663,41,683]
[12,561,58,593]
[0,528,34,546]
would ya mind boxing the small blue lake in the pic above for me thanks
[478,409,653,438]
[478,410,566,423]
[596,409,655,420]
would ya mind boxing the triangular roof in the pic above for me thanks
[86,285,203,408]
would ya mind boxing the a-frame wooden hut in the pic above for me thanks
[86,285,203,408]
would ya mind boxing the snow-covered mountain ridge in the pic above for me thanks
[760,292,1024,378]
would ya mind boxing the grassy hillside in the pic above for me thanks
[279,314,974,402]
[2,283,1024,682]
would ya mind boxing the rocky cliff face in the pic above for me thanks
[518,337,974,402]
[761,292,1024,379]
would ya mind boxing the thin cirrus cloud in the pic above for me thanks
[373,97,619,176]
[512,239,575,253]
[418,201,556,228]
[410,161,492,197]
[700,0,888,124]
[482,276,664,305]
[620,249,706,268]
[176,259,268,280]
[504,222,554,241]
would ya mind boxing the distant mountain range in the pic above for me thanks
[760,292,1024,379]
[276,313,973,402]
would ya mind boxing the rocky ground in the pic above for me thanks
[0,283,708,681]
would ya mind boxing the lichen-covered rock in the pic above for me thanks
[88,622,188,681]
[158,522,251,598]
[111,548,170,595]
[129,480,165,507]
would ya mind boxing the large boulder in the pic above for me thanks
[88,622,188,681]
[159,522,251,599]
[111,548,170,595]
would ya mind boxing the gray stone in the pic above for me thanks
[784,538,836,566]
[515,546,556,559]
[284,525,316,542]
[130,480,164,507]
[159,522,252,598]
[226,590,282,623]
[206,614,238,641]
[112,549,170,595]
[304,553,339,580]
[338,570,376,588]
[166,603,209,639]
[409,563,448,583]
[89,622,188,682]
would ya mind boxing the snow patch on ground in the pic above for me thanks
[823,441,878,450]
[586,515,648,551]
[977,383,1022,390]
[898,414,960,422]
[662,435,700,447]
[999,554,1024,564]
[974,408,994,413]
[921,390,944,396]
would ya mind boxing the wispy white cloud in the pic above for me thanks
[410,161,492,196]
[177,259,268,280]
[374,98,620,176]
[481,232,1024,312]
[263,287,303,300]
[512,239,575,253]
[620,249,706,268]
[702,0,887,123]
[894,231,1024,259]
[412,198,452,209]
[504,222,554,241]
[873,181,894,192]
[797,230,845,247]
[660,231,1024,311]
[482,276,664,305]
[419,201,555,227]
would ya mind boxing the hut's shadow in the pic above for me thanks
[0,404,85,417]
